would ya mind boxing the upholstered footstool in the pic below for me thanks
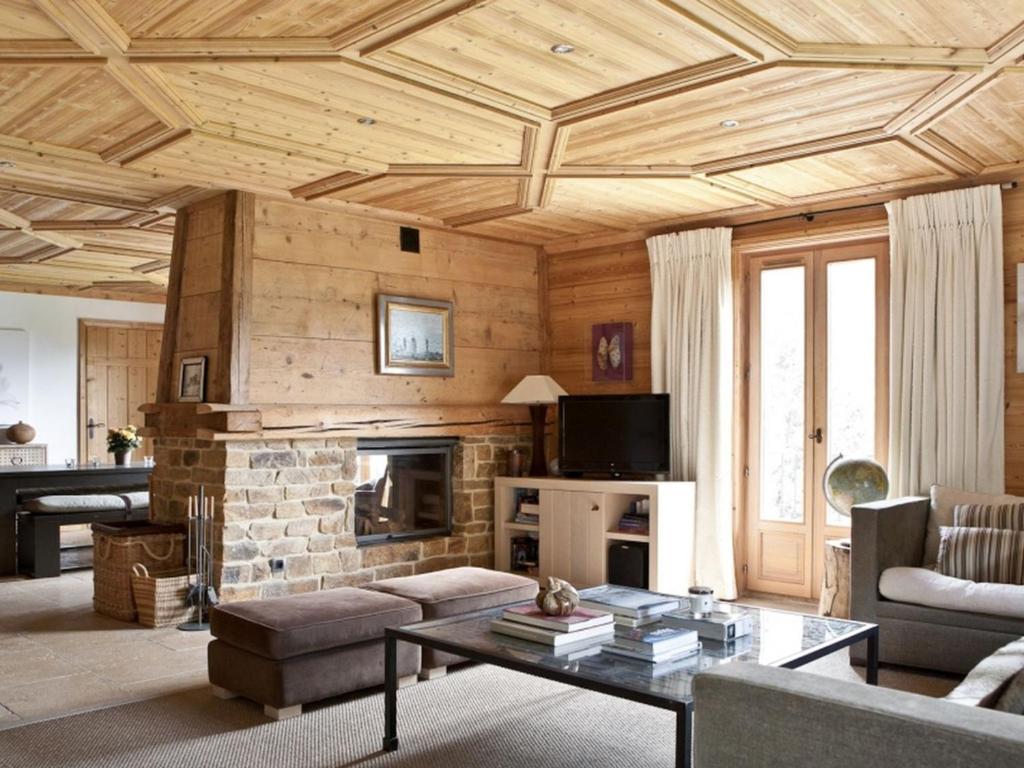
[363,566,538,679]
[208,587,422,720]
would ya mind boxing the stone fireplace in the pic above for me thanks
[149,434,528,602]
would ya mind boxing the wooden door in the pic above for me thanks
[78,320,163,463]
[745,241,888,598]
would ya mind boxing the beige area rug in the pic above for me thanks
[0,650,957,768]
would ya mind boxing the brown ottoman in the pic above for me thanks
[363,566,538,678]
[208,587,422,719]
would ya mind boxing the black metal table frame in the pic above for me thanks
[383,619,879,768]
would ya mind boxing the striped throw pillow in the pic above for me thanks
[953,503,1024,530]
[937,526,1024,585]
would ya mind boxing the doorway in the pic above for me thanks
[78,320,163,463]
[745,240,888,598]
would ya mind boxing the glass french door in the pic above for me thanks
[745,241,888,598]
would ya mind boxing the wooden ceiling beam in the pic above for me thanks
[444,204,529,228]
[786,44,988,70]
[523,122,560,209]
[126,37,339,61]
[28,219,136,231]
[659,0,793,60]
[290,172,386,202]
[352,0,492,57]
[698,129,891,175]
[902,132,986,176]
[694,174,791,207]
[33,0,199,129]
[0,206,83,252]
[0,181,154,213]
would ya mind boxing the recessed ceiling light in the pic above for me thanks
[357,116,376,126]
[0,160,15,169]
[550,43,575,54]
[720,119,740,129]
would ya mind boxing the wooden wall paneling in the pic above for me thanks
[215,190,254,404]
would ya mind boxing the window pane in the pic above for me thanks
[760,266,805,523]
[826,258,876,527]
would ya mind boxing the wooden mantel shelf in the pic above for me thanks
[140,402,541,441]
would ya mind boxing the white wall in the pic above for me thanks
[0,291,165,463]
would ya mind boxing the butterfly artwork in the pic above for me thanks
[591,322,633,382]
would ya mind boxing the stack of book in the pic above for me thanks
[616,499,650,534]
[490,604,614,648]
[603,625,700,664]
[578,585,682,628]
[662,605,753,641]
[514,494,540,525]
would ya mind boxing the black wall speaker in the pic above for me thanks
[607,542,648,589]
[400,226,420,253]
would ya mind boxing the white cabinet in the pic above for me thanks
[494,476,696,596]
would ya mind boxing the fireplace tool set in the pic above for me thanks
[178,485,219,631]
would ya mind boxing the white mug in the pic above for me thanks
[688,586,715,617]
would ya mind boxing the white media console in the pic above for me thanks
[493,476,696,596]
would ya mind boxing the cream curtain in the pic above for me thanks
[647,227,737,598]
[887,184,1004,497]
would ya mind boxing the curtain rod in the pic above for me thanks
[733,180,1018,230]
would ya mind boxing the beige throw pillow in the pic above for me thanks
[937,526,1024,585]
[925,485,1024,566]
[954,503,1024,530]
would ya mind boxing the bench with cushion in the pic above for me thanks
[363,566,538,679]
[16,484,150,578]
[208,587,422,720]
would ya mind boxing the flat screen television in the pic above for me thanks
[558,393,670,477]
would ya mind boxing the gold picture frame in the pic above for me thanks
[377,295,454,377]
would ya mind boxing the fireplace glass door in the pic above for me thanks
[354,439,455,544]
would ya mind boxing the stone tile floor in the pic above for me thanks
[0,569,209,728]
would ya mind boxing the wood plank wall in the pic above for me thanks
[168,194,227,402]
[247,198,542,407]
[544,185,1024,493]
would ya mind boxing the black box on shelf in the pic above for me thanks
[608,541,648,589]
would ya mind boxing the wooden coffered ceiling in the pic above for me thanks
[1,0,1023,299]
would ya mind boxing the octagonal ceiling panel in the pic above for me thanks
[561,66,950,167]
[96,0,393,38]
[373,0,733,109]
[154,61,527,166]
[0,66,165,154]
[0,0,71,38]
[328,176,523,221]
[928,73,1024,168]
[718,140,952,199]
[734,0,1019,48]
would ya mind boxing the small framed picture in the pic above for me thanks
[377,295,454,377]
[592,322,634,382]
[178,356,207,402]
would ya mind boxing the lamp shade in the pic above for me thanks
[501,375,567,405]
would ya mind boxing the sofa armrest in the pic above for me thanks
[693,664,1024,768]
[850,496,928,623]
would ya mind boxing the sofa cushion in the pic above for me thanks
[363,566,538,620]
[954,503,1024,530]
[210,587,422,660]
[937,526,1024,585]
[879,566,1024,620]
[21,494,126,513]
[926,486,1024,566]
[945,637,1024,708]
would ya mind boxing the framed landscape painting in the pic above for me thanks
[377,295,454,377]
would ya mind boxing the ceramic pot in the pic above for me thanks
[113,450,132,466]
[5,421,35,445]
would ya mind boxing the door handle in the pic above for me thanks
[87,417,105,440]
[808,427,823,444]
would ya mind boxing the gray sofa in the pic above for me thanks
[692,664,1024,767]
[850,496,1024,674]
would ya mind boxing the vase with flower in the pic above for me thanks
[107,425,142,466]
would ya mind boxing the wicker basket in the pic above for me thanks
[92,522,186,622]
[130,563,194,628]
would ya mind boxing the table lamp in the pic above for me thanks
[501,375,567,476]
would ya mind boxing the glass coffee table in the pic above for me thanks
[382,591,879,768]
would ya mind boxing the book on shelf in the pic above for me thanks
[578,585,682,619]
[602,640,701,664]
[502,605,613,633]
[661,606,753,641]
[612,626,698,655]
[490,618,615,647]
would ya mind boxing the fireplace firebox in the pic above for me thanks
[354,438,455,545]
